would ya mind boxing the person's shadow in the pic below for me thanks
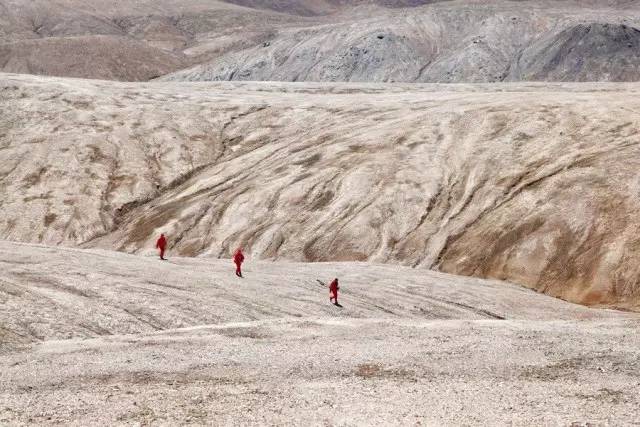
[334,302,343,308]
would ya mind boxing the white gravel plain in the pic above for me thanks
[1,241,639,425]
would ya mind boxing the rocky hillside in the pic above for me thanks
[163,1,640,83]
[0,0,309,80]
[219,0,447,16]
[0,36,184,81]
[2,0,640,82]
[508,23,640,82]
[2,74,640,309]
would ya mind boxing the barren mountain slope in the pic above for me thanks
[164,1,640,83]
[219,0,340,15]
[2,74,640,309]
[0,36,185,81]
[220,0,449,16]
[0,0,311,80]
[3,0,640,82]
[508,22,640,82]
[1,241,639,425]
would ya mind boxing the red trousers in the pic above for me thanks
[235,262,242,276]
[159,247,165,259]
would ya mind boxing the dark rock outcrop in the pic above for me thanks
[510,23,640,82]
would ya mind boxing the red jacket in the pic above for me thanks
[233,250,244,264]
[329,279,339,294]
[156,235,167,250]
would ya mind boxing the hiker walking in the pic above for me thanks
[233,248,245,278]
[156,233,167,260]
[329,278,340,306]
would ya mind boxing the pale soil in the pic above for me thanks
[2,318,640,426]
[1,241,639,425]
[2,74,640,307]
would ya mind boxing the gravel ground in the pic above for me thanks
[2,318,639,425]
[1,241,639,425]
[0,241,627,349]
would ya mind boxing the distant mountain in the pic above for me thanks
[507,23,640,82]
[0,0,306,81]
[163,3,640,83]
[0,36,185,81]
[219,0,447,16]
[1,1,640,82]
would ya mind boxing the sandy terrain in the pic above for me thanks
[1,241,638,425]
[2,74,640,308]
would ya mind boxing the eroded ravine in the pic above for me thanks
[2,74,640,309]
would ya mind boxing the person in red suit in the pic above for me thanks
[233,248,245,277]
[156,233,167,260]
[329,278,340,306]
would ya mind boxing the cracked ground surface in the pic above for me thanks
[0,241,639,425]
